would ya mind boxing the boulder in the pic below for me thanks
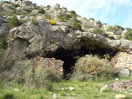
[119,68,131,77]
[115,94,126,99]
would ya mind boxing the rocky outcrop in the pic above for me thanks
[100,80,132,92]
[0,57,63,82]
[0,14,9,37]
[111,52,132,70]
[8,19,132,59]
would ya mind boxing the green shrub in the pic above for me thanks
[89,18,95,21]
[44,15,51,19]
[57,14,72,22]
[93,27,104,34]
[70,10,76,18]
[72,19,81,30]
[38,8,45,14]
[107,26,118,32]
[9,16,20,28]
[0,49,13,73]
[31,17,39,25]
[24,66,61,90]
[72,55,114,81]
[12,3,20,8]
[82,23,93,29]
[97,20,102,27]
[0,36,8,50]
[2,93,15,99]
[35,6,40,9]
[124,29,132,41]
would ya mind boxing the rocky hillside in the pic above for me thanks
[0,0,132,80]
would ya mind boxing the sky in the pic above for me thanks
[2,0,132,28]
[31,0,132,28]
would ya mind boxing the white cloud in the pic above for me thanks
[31,0,132,27]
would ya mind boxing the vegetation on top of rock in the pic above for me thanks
[124,29,132,41]
[12,3,20,8]
[107,26,119,32]
[38,8,45,14]
[0,36,8,50]
[57,14,72,22]
[93,27,104,34]
[70,10,76,18]
[89,18,95,21]
[31,17,39,25]
[72,19,81,30]
[82,23,93,29]
[97,20,102,27]
[8,15,20,28]
[0,49,13,73]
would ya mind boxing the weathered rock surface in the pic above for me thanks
[0,14,9,37]
[119,68,131,77]
[100,80,132,92]
[8,19,132,59]
[112,52,132,70]
[0,57,63,82]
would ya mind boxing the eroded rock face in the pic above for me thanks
[112,52,132,70]
[0,14,9,37]
[9,19,132,59]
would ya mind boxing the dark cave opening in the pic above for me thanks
[48,46,119,79]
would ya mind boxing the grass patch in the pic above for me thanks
[0,77,131,99]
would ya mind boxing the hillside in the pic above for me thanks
[0,0,132,99]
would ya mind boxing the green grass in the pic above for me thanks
[0,77,132,99]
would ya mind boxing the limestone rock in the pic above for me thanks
[115,94,126,99]
[112,52,132,70]
[119,68,131,77]
[8,18,132,59]
[0,14,9,37]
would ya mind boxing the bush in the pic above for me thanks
[0,36,8,50]
[72,55,114,81]
[97,20,102,27]
[107,26,118,32]
[0,49,13,73]
[82,23,93,29]
[12,3,20,8]
[2,93,15,99]
[72,19,81,30]
[89,18,95,21]
[24,66,61,90]
[31,17,39,25]
[93,27,104,34]
[57,14,72,22]
[8,16,20,28]
[38,8,45,14]
[124,29,132,41]
[70,10,76,18]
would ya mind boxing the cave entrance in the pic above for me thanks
[48,46,119,79]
